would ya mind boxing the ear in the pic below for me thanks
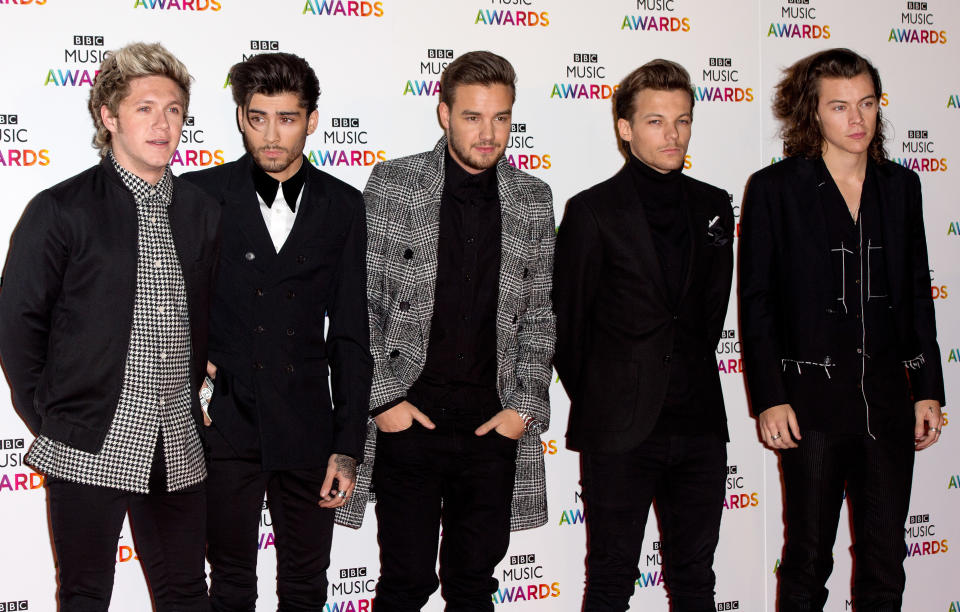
[101,105,118,134]
[306,109,319,136]
[236,106,244,133]
[438,102,451,131]
[616,117,633,142]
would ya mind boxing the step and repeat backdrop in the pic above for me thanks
[1,1,959,610]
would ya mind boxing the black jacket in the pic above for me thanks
[554,165,734,453]
[0,157,220,452]
[739,156,945,416]
[182,155,372,470]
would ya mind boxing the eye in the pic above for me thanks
[649,119,661,125]
[138,106,150,112]
[167,107,181,114]
[833,105,846,112]
[678,119,691,125]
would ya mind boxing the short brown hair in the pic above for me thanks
[773,48,886,162]
[88,42,191,157]
[229,52,320,115]
[439,51,516,107]
[614,59,695,153]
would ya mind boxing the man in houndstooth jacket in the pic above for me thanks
[336,51,556,610]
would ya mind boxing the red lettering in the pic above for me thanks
[350,150,362,165]
[527,584,538,599]
[14,473,27,490]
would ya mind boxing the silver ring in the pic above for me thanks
[932,427,941,433]
[772,433,782,440]
[337,491,347,498]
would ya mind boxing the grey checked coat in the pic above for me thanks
[336,137,556,531]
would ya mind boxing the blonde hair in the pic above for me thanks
[88,42,192,156]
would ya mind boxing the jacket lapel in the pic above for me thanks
[410,139,446,334]
[873,161,906,310]
[613,165,670,305]
[224,155,277,273]
[274,162,330,267]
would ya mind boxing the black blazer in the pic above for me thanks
[739,156,945,417]
[182,155,372,471]
[554,165,734,453]
[0,158,220,452]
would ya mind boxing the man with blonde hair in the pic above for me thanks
[0,42,219,611]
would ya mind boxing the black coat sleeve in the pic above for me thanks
[0,192,69,434]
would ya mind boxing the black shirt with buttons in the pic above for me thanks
[402,150,502,417]
[806,158,909,435]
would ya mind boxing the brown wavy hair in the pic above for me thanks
[613,59,695,155]
[773,48,887,162]
[439,51,516,107]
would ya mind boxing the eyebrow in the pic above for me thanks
[826,94,877,104]
[460,109,512,116]
[247,108,302,116]
[640,112,691,119]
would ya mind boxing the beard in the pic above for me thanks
[243,130,306,175]
[446,123,505,173]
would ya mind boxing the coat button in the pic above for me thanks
[253,361,263,370]
[824,356,832,365]
[244,251,256,261]
[512,314,518,324]
[403,248,414,260]
[297,255,307,264]
[286,328,295,336]
[663,354,672,365]
[255,288,264,297]
[825,307,836,314]
[399,301,410,312]
[287,290,296,299]
[522,268,529,278]
[285,363,295,374]
[254,325,265,334]
[390,349,400,358]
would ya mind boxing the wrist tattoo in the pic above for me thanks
[335,455,357,481]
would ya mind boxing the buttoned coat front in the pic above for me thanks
[337,137,556,531]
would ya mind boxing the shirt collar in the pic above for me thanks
[443,148,498,200]
[108,150,173,205]
[252,156,307,212]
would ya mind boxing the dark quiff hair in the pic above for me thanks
[229,52,320,115]
[773,48,886,162]
[88,42,191,157]
[439,50,516,107]
[613,59,695,154]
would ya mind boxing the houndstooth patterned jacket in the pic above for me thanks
[336,137,556,531]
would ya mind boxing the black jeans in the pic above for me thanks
[778,429,915,612]
[371,398,517,612]
[46,477,208,612]
[581,432,726,612]
[205,425,335,612]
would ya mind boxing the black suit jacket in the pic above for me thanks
[739,155,945,417]
[0,158,220,452]
[182,154,372,471]
[554,165,734,453]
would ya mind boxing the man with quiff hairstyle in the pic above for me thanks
[0,42,219,611]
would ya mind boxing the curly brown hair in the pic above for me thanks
[773,48,886,162]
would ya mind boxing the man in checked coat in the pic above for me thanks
[337,50,556,611]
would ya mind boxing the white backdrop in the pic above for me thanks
[0,1,958,610]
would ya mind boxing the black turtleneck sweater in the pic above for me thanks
[627,154,717,436]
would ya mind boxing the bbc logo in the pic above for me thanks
[652,541,661,550]
[339,567,367,579]
[511,123,527,133]
[907,130,929,139]
[331,118,360,128]
[716,602,740,611]
[427,49,454,59]
[907,2,928,10]
[0,602,29,612]
[0,439,25,450]
[0,115,17,125]
[184,116,195,127]
[573,53,598,63]
[909,514,930,524]
[250,41,279,51]
[73,35,104,46]
[509,554,535,565]
[720,329,735,339]
[709,57,733,67]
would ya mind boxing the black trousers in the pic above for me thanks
[205,425,335,612]
[46,476,208,612]
[581,432,726,612]
[371,399,518,612]
[778,429,915,612]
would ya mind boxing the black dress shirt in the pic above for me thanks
[405,151,502,416]
[807,158,910,434]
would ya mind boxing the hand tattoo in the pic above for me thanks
[335,454,357,482]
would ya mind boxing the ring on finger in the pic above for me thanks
[771,432,782,441]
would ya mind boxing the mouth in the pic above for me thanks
[147,139,170,147]
[848,132,867,140]
[659,147,682,155]
[474,144,498,155]
[260,148,286,158]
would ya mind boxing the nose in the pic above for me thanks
[264,118,280,143]
[479,118,495,142]
[665,121,679,142]
[851,107,865,125]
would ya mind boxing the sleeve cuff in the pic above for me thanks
[371,396,406,418]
